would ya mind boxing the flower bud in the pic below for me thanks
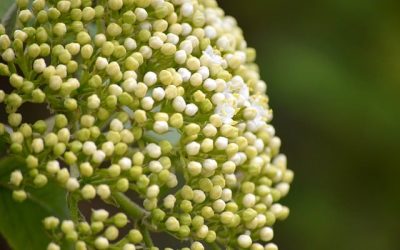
[10,170,23,186]
[81,184,96,200]
[165,216,180,232]
[12,190,27,202]
[94,237,109,250]
[97,184,111,200]
[53,23,67,37]
[43,216,60,230]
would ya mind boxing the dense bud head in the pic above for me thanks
[0,0,292,249]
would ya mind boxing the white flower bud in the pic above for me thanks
[276,183,290,197]
[202,124,217,137]
[118,157,132,170]
[264,243,278,250]
[215,137,229,150]
[124,38,137,51]
[181,3,194,17]
[32,138,44,153]
[163,194,176,209]
[148,160,163,173]
[152,87,165,101]
[172,96,186,112]
[61,220,75,234]
[92,150,106,164]
[193,190,206,203]
[179,40,193,54]
[108,0,123,11]
[10,170,23,186]
[242,193,256,208]
[135,8,148,21]
[49,75,62,90]
[96,57,108,70]
[146,184,160,198]
[47,242,61,250]
[153,121,169,134]
[149,36,164,49]
[165,216,180,232]
[174,50,187,64]
[33,58,46,73]
[203,78,217,91]
[66,178,80,191]
[203,159,217,172]
[97,184,111,200]
[92,209,109,222]
[141,96,154,110]
[122,78,137,92]
[87,94,100,109]
[81,184,96,200]
[2,48,15,62]
[122,244,136,250]
[82,141,97,155]
[144,71,157,86]
[56,128,70,143]
[94,237,109,250]
[185,103,198,116]
[46,161,60,174]
[177,68,191,82]
[146,143,162,158]
[187,161,202,176]
[185,142,200,156]
[108,84,123,96]
[110,119,124,132]
[237,234,252,248]
[204,26,217,39]
[260,227,274,242]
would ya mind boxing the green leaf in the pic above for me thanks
[1,3,18,36]
[0,134,7,157]
[0,0,14,18]
[0,157,70,250]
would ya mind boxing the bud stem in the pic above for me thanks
[112,192,147,220]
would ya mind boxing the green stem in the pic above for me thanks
[68,194,80,222]
[112,192,147,220]
[141,225,154,248]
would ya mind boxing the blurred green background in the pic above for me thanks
[218,0,400,250]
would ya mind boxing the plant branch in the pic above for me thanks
[111,192,147,220]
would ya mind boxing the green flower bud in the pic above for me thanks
[82,7,95,22]
[34,174,48,187]
[36,10,48,23]
[123,11,136,24]
[53,23,67,37]
[76,31,91,45]
[12,190,27,202]
[57,1,71,13]
[128,229,143,244]
[165,216,180,232]
[108,0,123,11]
[2,48,15,62]
[95,6,105,18]
[113,213,128,228]
[19,9,33,23]
[43,216,60,230]
[0,35,11,50]
[8,113,22,127]
[107,23,122,37]
[17,0,29,9]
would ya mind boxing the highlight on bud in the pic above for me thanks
[0,0,293,249]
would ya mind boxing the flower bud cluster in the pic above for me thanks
[0,0,293,249]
